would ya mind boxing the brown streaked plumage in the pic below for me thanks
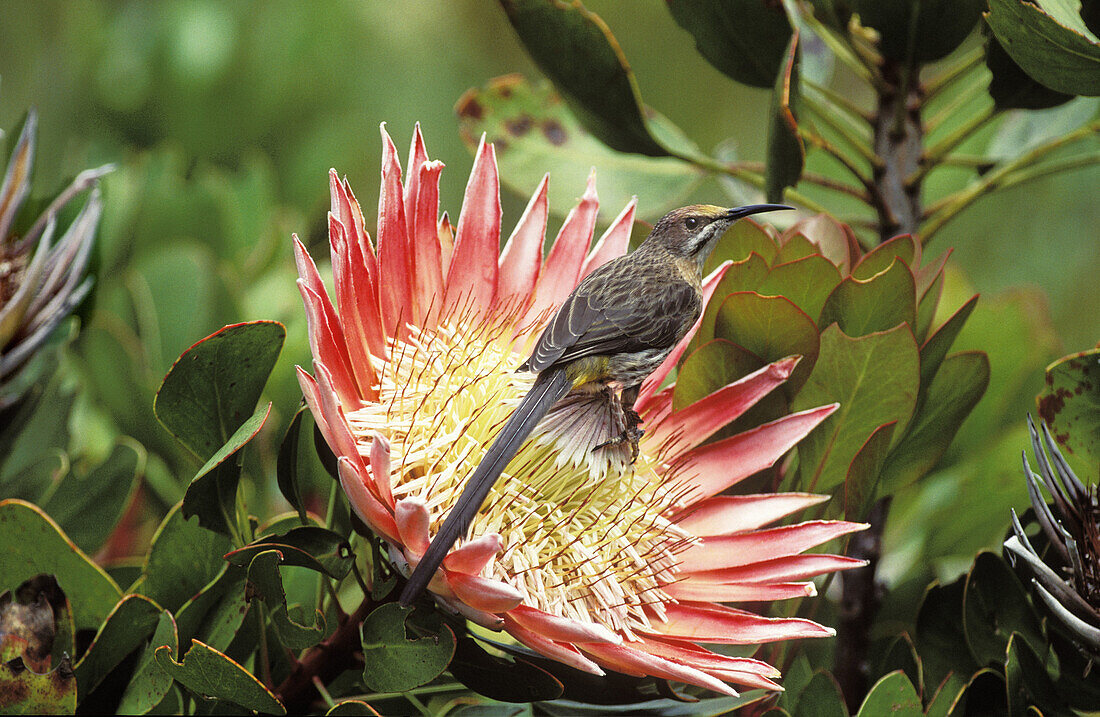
[398,203,793,606]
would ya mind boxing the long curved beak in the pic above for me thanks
[725,204,795,220]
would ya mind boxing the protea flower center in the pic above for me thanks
[347,315,687,635]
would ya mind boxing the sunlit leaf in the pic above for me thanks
[986,0,1100,96]
[155,640,285,714]
[855,670,921,716]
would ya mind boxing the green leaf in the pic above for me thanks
[457,76,705,221]
[173,569,249,653]
[153,320,285,461]
[181,401,271,537]
[986,0,1100,96]
[818,258,916,338]
[914,578,976,700]
[673,339,764,411]
[225,526,353,579]
[952,668,1009,714]
[360,603,456,693]
[851,233,918,280]
[844,421,897,521]
[154,640,285,714]
[766,32,804,203]
[774,234,817,264]
[705,219,779,271]
[875,633,922,697]
[791,324,920,494]
[0,500,121,633]
[758,254,842,323]
[498,0,700,159]
[1005,633,1067,716]
[962,553,1046,667]
[855,670,921,716]
[791,670,846,717]
[918,295,978,390]
[448,635,563,702]
[713,291,820,394]
[42,441,143,555]
[276,404,309,525]
[986,34,1076,110]
[73,594,161,698]
[245,550,325,651]
[134,502,232,613]
[691,253,772,352]
[879,351,989,491]
[327,701,381,716]
[117,611,179,716]
[851,0,985,63]
[1037,347,1100,472]
[666,0,793,88]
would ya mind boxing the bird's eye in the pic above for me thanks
[684,217,699,230]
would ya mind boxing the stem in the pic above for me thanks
[275,595,374,713]
[693,156,833,214]
[800,130,874,189]
[834,497,890,713]
[871,60,924,241]
[738,160,871,200]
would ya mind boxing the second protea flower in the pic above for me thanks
[296,124,867,694]
[1005,416,1100,662]
[0,111,108,412]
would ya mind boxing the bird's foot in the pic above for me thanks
[593,425,645,463]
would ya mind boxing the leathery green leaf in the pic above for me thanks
[154,320,284,461]
[154,640,285,714]
[766,32,804,203]
[245,550,325,651]
[134,502,231,614]
[844,421,897,521]
[713,291,819,394]
[986,0,1100,96]
[667,0,792,88]
[360,603,455,693]
[117,611,178,716]
[1037,347,1100,472]
[73,594,160,697]
[855,670,921,716]
[818,258,916,338]
[791,324,919,494]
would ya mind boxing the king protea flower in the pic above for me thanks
[1005,416,1100,662]
[295,124,868,695]
[0,110,109,411]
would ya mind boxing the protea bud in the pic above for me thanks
[1004,415,1100,662]
[0,110,110,412]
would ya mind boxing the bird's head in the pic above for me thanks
[646,203,793,266]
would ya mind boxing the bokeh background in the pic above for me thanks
[2,0,1096,587]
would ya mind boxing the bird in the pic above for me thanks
[398,203,793,606]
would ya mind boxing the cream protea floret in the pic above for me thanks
[295,123,868,695]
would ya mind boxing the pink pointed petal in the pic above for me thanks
[369,433,394,509]
[445,571,523,613]
[312,362,366,472]
[673,493,830,536]
[326,219,380,392]
[580,642,739,696]
[443,595,505,630]
[294,242,363,405]
[502,614,606,675]
[445,136,501,316]
[442,533,503,575]
[676,520,869,573]
[497,174,548,310]
[683,554,867,583]
[296,367,331,442]
[636,261,733,411]
[529,171,599,317]
[645,602,835,644]
[377,125,414,334]
[394,498,431,556]
[329,170,373,267]
[666,404,840,510]
[337,458,400,545]
[403,123,430,237]
[663,580,816,602]
[648,356,801,452]
[411,160,445,325]
[508,605,621,645]
[438,212,455,274]
[581,198,635,279]
[635,636,780,676]
[632,638,784,690]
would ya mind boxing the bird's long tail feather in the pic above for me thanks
[398,367,573,605]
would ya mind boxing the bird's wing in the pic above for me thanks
[524,270,699,373]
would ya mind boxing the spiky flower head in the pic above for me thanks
[296,124,868,695]
[0,110,109,412]
[1005,416,1100,662]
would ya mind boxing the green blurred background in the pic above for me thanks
[1,0,1096,579]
